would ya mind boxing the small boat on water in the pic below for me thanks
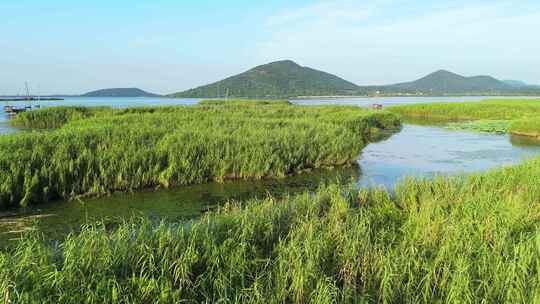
[3,105,14,113]
[4,106,28,115]
[2,82,44,115]
[12,107,28,114]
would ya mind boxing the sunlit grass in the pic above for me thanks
[389,99,540,137]
[2,155,540,303]
[389,99,540,121]
[0,102,399,209]
[511,117,540,138]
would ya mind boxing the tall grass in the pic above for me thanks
[389,99,540,121]
[1,155,540,303]
[11,106,112,129]
[389,99,540,137]
[0,103,399,209]
[511,117,540,138]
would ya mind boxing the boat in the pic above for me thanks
[11,107,27,114]
[2,83,49,115]
[4,105,14,113]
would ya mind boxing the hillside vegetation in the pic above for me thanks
[170,60,540,98]
[81,88,159,97]
[390,70,512,94]
[1,102,399,209]
[170,60,360,98]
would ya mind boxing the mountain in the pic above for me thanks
[385,70,512,94]
[503,80,530,88]
[504,80,540,90]
[170,60,359,98]
[82,88,159,97]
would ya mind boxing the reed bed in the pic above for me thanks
[11,106,112,129]
[1,155,540,303]
[389,99,540,121]
[0,103,399,209]
[389,99,540,137]
[511,117,540,138]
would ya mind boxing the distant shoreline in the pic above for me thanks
[0,97,64,102]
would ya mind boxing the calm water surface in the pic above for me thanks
[1,97,540,245]
[357,124,540,188]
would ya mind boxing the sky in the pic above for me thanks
[1,0,540,95]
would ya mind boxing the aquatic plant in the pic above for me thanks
[0,103,399,209]
[445,120,511,134]
[1,155,540,303]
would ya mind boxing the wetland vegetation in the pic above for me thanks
[2,98,540,303]
[2,156,540,303]
[389,99,540,137]
[0,100,399,209]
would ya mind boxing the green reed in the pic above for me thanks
[1,155,540,303]
[0,103,399,209]
[389,99,540,137]
[389,99,540,121]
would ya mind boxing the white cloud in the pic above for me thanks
[255,1,540,84]
[266,1,373,27]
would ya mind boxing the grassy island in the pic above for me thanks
[0,100,399,209]
[388,99,540,137]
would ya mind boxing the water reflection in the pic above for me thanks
[357,124,540,189]
[0,167,359,245]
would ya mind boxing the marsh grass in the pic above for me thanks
[511,118,540,138]
[389,99,540,137]
[1,156,540,303]
[389,99,540,121]
[1,103,399,209]
[11,106,112,129]
[446,120,510,134]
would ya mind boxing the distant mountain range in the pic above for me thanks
[380,70,513,94]
[503,80,529,88]
[170,61,540,98]
[81,88,159,97]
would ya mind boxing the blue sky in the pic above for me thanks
[1,0,539,95]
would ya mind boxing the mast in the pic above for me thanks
[25,82,30,99]
[37,85,41,108]
[25,82,32,108]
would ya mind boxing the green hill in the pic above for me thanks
[82,88,159,97]
[503,80,529,88]
[170,60,359,98]
[388,70,513,94]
